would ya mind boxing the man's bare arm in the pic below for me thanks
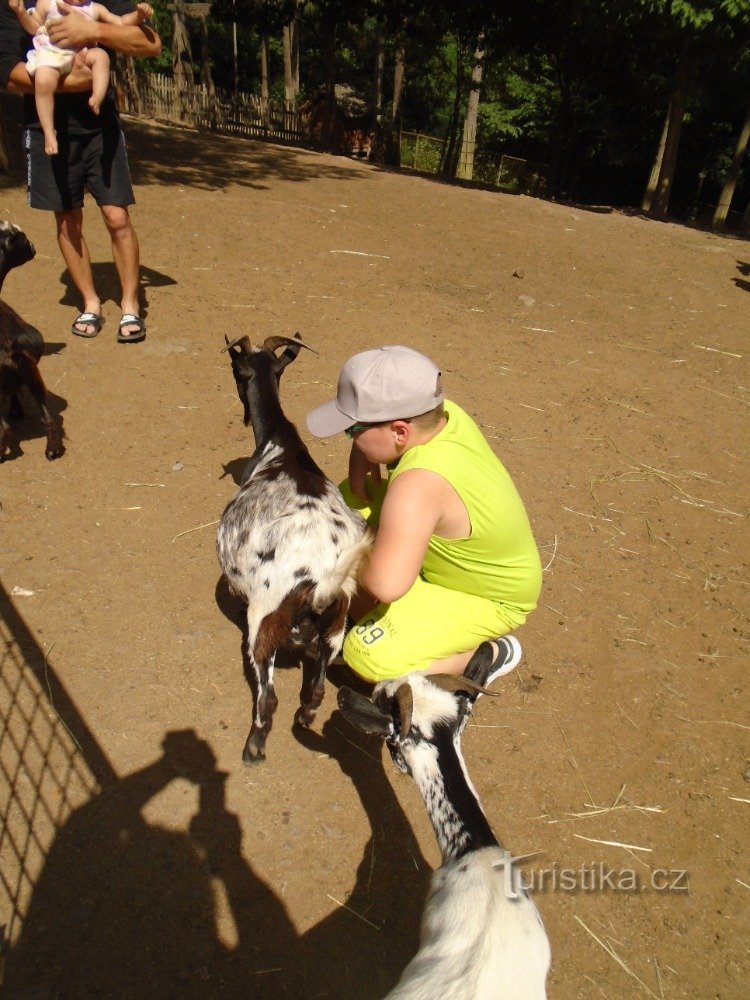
[47,4,161,58]
[5,61,95,95]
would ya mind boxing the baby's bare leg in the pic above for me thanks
[84,49,112,115]
[33,66,62,156]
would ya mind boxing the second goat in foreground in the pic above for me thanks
[217,334,372,763]
[338,643,551,999]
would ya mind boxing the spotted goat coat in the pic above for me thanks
[217,334,371,763]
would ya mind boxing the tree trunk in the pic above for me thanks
[260,31,270,130]
[322,22,337,151]
[291,9,300,99]
[171,10,193,88]
[112,54,141,115]
[198,17,214,95]
[456,31,485,182]
[283,8,300,109]
[232,19,238,95]
[373,21,385,117]
[392,45,405,123]
[712,103,750,231]
[440,37,462,176]
[283,24,294,107]
[650,54,689,220]
[642,101,671,212]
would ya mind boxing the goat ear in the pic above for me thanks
[427,674,497,700]
[337,687,393,738]
[462,642,511,692]
[394,683,414,739]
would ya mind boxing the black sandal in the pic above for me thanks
[71,312,103,338]
[117,314,146,343]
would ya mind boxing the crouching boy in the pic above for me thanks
[306,345,542,682]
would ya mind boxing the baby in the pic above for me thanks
[9,0,153,156]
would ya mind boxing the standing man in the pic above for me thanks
[0,1,161,342]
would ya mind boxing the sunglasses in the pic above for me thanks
[344,417,412,439]
[344,421,378,438]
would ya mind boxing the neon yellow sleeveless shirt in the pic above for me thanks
[389,400,542,616]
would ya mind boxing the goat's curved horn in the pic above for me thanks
[395,683,414,738]
[222,334,253,353]
[427,674,498,697]
[263,334,319,356]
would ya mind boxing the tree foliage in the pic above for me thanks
[143,0,750,221]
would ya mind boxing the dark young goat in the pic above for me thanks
[217,334,372,763]
[338,644,551,999]
[0,222,64,462]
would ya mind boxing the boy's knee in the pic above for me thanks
[342,629,388,683]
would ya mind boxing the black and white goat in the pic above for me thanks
[217,334,372,763]
[0,221,63,462]
[338,642,551,1000]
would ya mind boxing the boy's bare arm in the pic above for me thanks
[46,2,162,57]
[358,471,440,604]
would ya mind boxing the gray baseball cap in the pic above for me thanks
[306,345,443,438]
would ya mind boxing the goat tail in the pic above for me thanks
[311,529,374,612]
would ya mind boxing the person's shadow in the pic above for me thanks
[57,262,177,318]
[2,729,295,999]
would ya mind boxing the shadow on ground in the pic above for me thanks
[126,119,372,193]
[2,575,428,999]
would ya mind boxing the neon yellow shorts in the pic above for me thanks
[343,573,523,682]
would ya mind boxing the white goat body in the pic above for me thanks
[386,846,549,1000]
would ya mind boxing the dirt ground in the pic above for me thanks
[0,117,748,999]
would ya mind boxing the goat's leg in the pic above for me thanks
[8,394,23,422]
[295,596,348,728]
[0,413,12,462]
[243,650,277,765]
[20,357,64,460]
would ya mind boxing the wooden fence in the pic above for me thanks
[118,72,304,144]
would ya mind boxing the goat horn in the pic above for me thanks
[395,683,413,738]
[222,334,253,353]
[427,674,498,697]
[263,334,319,356]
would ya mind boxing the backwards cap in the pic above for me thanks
[306,346,443,438]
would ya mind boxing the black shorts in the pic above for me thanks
[24,126,135,212]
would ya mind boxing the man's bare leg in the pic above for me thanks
[100,204,142,338]
[56,209,101,334]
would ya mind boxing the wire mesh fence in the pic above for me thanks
[0,586,111,967]
[400,130,548,197]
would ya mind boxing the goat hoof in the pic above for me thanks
[293,707,315,729]
[242,746,266,765]
[243,732,267,764]
[45,446,64,461]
